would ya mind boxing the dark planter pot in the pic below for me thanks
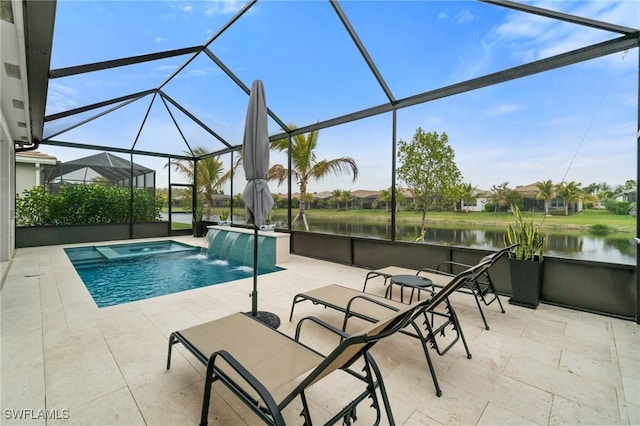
[508,257,544,309]
[193,221,206,238]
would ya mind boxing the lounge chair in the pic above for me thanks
[289,259,492,397]
[362,244,517,330]
[167,301,418,426]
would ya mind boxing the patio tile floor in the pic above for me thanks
[1,236,638,425]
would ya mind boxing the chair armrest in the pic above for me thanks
[295,316,349,344]
[343,294,400,331]
[417,267,453,276]
[210,350,283,424]
[435,260,473,273]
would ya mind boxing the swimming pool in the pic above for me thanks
[65,241,282,308]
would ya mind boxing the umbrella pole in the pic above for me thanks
[252,225,258,316]
[246,225,280,329]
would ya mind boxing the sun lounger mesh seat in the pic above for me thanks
[289,260,492,397]
[362,244,517,330]
[167,303,417,425]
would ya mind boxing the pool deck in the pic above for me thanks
[1,236,638,425]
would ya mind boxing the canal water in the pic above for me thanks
[167,213,636,265]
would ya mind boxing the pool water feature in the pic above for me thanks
[206,228,276,267]
[65,239,281,308]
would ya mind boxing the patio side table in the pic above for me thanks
[389,275,434,304]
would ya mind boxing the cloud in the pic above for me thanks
[492,0,639,68]
[45,82,80,114]
[181,3,193,13]
[484,103,527,116]
[155,36,167,43]
[453,9,475,24]
[205,0,244,16]
[438,11,447,20]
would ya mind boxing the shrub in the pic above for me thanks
[16,184,162,226]
[589,224,611,235]
[604,199,631,215]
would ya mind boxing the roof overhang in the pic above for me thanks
[1,0,55,151]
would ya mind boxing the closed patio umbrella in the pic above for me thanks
[242,80,278,328]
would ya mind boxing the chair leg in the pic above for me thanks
[289,295,303,321]
[200,358,216,426]
[167,334,176,370]
[365,352,396,425]
[448,302,472,360]
[410,320,443,397]
[299,391,313,425]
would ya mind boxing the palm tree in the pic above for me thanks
[167,147,233,219]
[376,188,391,212]
[459,183,477,212]
[331,189,343,210]
[536,179,555,215]
[340,190,352,211]
[268,126,359,230]
[555,181,583,215]
[303,192,315,210]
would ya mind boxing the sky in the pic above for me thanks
[41,0,639,195]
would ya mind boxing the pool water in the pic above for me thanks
[65,243,281,308]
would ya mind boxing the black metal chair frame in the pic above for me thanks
[289,260,492,397]
[167,306,416,426]
[363,244,517,330]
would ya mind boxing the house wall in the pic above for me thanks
[0,109,16,275]
[15,161,35,195]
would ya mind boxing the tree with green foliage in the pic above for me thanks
[458,182,477,212]
[396,128,462,239]
[555,181,584,215]
[489,182,511,212]
[331,189,343,210]
[536,179,555,215]
[268,125,358,230]
[376,188,391,212]
[340,190,352,211]
[303,192,315,210]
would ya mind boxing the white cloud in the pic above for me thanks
[205,0,244,16]
[181,3,193,13]
[155,36,167,43]
[438,11,448,20]
[454,9,475,24]
[484,103,527,116]
[45,83,80,114]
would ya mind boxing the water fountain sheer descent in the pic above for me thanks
[205,229,276,269]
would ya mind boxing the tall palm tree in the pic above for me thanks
[555,181,583,216]
[167,147,233,218]
[331,189,343,210]
[303,192,315,210]
[459,182,477,212]
[536,179,555,215]
[376,188,391,212]
[340,190,352,211]
[268,126,359,230]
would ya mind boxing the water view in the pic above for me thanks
[280,217,637,265]
[167,213,636,265]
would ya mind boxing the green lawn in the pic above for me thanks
[270,208,635,234]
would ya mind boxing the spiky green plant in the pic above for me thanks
[503,205,545,261]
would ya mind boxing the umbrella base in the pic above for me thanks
[244,311,281,329]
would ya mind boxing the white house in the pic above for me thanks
[15,150,57,195]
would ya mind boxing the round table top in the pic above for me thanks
[390,274,432,288]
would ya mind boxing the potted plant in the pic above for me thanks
[503,204,545,308]
[193,205,206,237]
